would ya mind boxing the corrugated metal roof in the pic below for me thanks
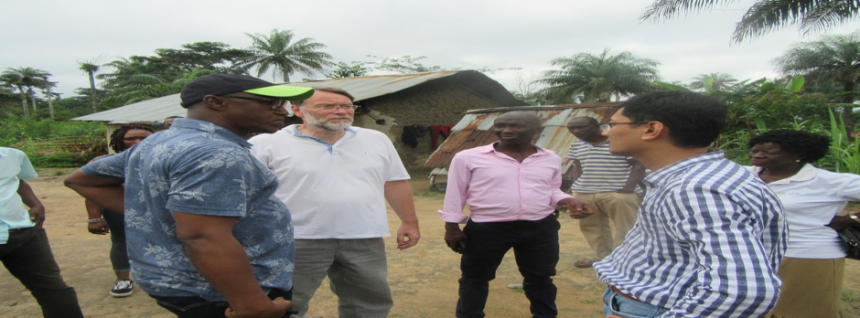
[286,71,460,101]
[72,70,520,124]
[424,103,619,169]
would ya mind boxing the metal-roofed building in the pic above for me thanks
[423,103,621,182]
[73,70,526,165]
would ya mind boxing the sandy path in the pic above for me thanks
[2,169,859,317]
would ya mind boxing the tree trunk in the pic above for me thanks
[843,81,855,136]
[27,87,37,112]
[45,87,55,119]
[88,71,98,113]
[15,85,29,116]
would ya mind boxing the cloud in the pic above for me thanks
[2,0,859,99]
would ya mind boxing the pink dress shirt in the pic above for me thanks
[438,143,573,224]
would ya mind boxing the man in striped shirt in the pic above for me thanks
[564,116,645,268]
[594,91,787,317]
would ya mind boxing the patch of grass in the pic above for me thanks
[29,153,89,168]
[581,297,597,304]
[414,191,445,200]
[843,289,857,303]
[53,170,65,176]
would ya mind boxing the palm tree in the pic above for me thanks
[641,0,860,43]
[689,73,738,93]
[245,29,333,82]
[77,58,102,113]
[3,67,51,113]
[539,49,660,103]
[0,71,28,116]
[775,32,860,134]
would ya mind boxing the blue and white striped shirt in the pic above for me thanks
[567,140,635,193]
[595,151,787,318]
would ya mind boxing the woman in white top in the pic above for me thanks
[748,129,860,318]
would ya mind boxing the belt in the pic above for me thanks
[610,285,639,302]
[506,213,558,227]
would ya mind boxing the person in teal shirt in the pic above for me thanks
[0,147,83,318]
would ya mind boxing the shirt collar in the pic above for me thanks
[747,163,817,184]
[644,150,725,188]
[288,124,356,137]
[170,118,251,148]
[479,142,550,156]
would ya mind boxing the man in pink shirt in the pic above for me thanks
[439,111,591,318]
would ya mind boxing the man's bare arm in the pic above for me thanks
[64,169,125,213]
[619,161,646,193]
[173,212,290,318]
[18,180,45,228]
[384,180,420,250]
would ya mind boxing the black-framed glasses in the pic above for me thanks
[308,104,360,111]
[599,122,644,131]
[220,95,287,110]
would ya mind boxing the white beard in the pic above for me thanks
[303,112,353,131]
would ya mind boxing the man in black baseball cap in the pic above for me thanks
[66,75,313,317]
[180,74,314,108]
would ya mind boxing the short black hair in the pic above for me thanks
[109,124,154,153]
[748,129,831,163]
[620,91,726,148]
[568,116,598,127]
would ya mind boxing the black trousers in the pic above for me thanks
[103,208,130,272]
[0,227,83,318]
[456,217,560,318]
[151,288,293,318]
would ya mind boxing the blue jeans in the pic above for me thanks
[456,217,560,318]
[151,288,293,318]
[602,288,669,318]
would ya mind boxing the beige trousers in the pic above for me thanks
[767,257,846,318]
[573,192,640,259]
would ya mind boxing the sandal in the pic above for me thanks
[574,259,598,268]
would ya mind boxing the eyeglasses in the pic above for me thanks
[599,122,644,131]
[220,95,287,110]
[307,104,360,111]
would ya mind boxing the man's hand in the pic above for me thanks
[28,204,45,228]
[444,223,468,253]
[224,297,291,318]
[827,214,858,232]
[88,220,110,235]
[397,222,420,250]
[558,197,593,219]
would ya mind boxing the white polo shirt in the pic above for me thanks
[249,125,410,239]
[0,147,38,244]
[748,164,860,258]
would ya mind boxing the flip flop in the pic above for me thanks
[574,259,597,268]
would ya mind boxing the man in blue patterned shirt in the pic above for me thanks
[65,74,314,318]
[594,91,787,317]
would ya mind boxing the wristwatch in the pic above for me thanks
[850,214,860,223]
[87,218,106,223]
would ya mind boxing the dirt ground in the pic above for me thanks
[3,168,860,318]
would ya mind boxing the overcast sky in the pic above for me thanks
[3,0,860,98]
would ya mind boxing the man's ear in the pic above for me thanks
[291,104,304,118]
[202,95,227,111]
[640,121,665,141]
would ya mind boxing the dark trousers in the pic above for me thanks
[151,288,293,318]
[0,227,83,318]
[103,208,130,272]
[456,217,560,318]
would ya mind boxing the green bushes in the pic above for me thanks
[0,116,106,167]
